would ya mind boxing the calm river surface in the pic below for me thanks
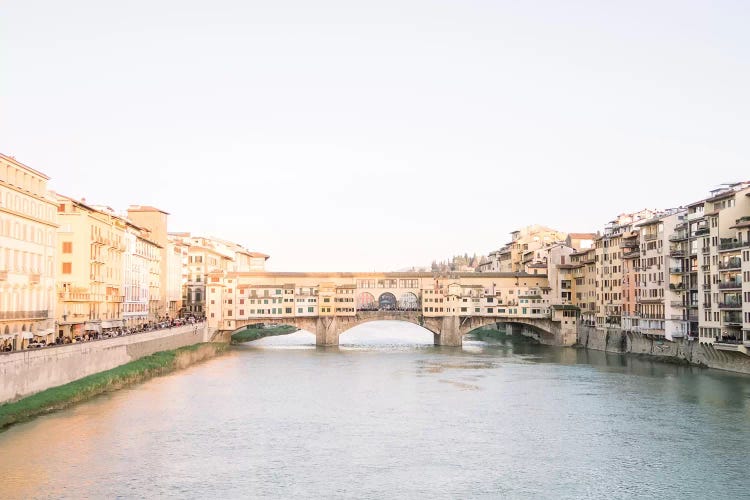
[1,323,749,499]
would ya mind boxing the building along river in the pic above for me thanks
[0,322,748,499]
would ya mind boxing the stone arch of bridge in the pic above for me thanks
[227,314,556,347]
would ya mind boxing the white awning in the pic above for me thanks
[22,332,33,339]
[101,321,113,329]
[84,322,101,332]
[113,320,124,327]
[0,334,13,340]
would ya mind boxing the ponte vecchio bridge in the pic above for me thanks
[206,271,578,346]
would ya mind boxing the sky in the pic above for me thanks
[2,1,748,271]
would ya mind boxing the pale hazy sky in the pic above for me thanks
[2,1,748,271]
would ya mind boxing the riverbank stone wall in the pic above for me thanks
[0,324,210,404]
[577,325,750,375]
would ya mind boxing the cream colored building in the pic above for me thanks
[170,233,269,317]
[0,154,58,349]
[634,210,684,339]
[127,206,171,320]
[692,182,750,348]
[166,238,188,319]
[55,195,126,338]
[480,225,568,273]
[570,248,596,326]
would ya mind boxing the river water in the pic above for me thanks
[0,322,748,499]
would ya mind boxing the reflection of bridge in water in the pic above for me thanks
[207,271,579,346]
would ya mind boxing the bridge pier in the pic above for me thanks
[432,316,462,347]
[315,317,341,346]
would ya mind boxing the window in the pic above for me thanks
[62,241,72,253]
[62,262,71,274]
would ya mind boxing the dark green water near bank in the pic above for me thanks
[0,323,747,499]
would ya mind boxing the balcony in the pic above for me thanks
[669,248,685,258]
[0,270,7,281]
[669,233,689,242]
[644,233,658,241]
[718,301,742,309]
[29,273,40,284]
[703,302,712,309]
[694,228,709,237]
[670,301,685,308]
[718,259,742,270]
[623,250,640,259]
[620,240,639,249]
[668,267,683,274]
[702,283,711,290]
[0,310,49,320]
[722,313,743,326]
[719,240,748,252]
[58,292,92,302]
[701,246,711,255]
[669,283,685,291]
[106,295,125,303]
[718,281,742,290]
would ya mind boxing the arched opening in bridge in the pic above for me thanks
[339,320,434,346]
[397,292,419,311]
[231,323,313,346]
[378,292,397,311]
[357,292,376,311]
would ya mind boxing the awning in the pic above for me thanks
[84,322,101,332]
[0,334,13,341]
[22,332,33,339]
[101,321,113,329]
[113,320,124,328]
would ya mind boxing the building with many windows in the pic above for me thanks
[0,154,58,349]
[55,195,127,339]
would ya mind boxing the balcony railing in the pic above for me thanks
[670,301,685,308]
[0,310,49,320]
[701,246,711,254]
[669,267,683,274]
[718,259,742,270]
[644,234,658,241]
[719,240,748,252]
[669,249,685,257]
[669,233,689,242]
[722,314,742,325]
[718,302,742,309]
[58,292,94,301]
[694,228,709,237]
[669,283,685,290]
[718,281,742,290]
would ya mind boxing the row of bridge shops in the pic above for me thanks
[205,272,582,333]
